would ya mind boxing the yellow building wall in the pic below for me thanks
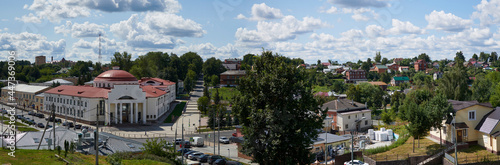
[455,105,494,142]
[429,120,453,142]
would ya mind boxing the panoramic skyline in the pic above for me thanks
[0,0,498,64]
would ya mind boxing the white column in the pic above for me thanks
[106,102,110,125]
[119,103,122,124]
[129,103,133,123]
[142,103,146,124]
[135,103,138,124]
[114,103,118,124]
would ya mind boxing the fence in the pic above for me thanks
[455,154,500,164]
[366,153,411,161]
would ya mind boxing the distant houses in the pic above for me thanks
[390,76,410,86]
[345,69,367,84]
[220,70,246,87]
[322,99,372,132]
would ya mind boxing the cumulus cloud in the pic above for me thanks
[426,10,472,32]
[388,19,424,34]
[235,15,329,47]
[0,32,66,60]
[365,25,386,38]
[320,6,339,14]
[342,8,378,21]
[237,3,284,21]
[328,0,389,8]
[174,43,240,59]
[67,0,181,13]
[17,0,91,23]
[55,21,107,38]
[110,12,205,49]
[472,0,500,26]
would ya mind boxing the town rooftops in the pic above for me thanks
[313,133,350,145]
[43,79,74,85]
[220,70,246,75]
[44,85,110,98]
[448,100,492,112]
[1,84,50,94]
[392,76,410,81]
[368,81,388,86]
[374,65,388,69]
[322,99,366,112]
[476,107,500,134]
[222,63,237,70]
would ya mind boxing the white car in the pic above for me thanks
[188,152,203,160]
[344,160,368,165]
[219,136,230,144]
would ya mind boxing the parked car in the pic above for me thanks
[36,113,45,118]
[219,137,229,144]
[214,158,226,165]
[177,148,191,153]
[28,111,35,115]
[37,123,45,128]
[81,126,89,130]
[195,154,209,162]
[192,137,204,147]
[208,155,222,164]
[55,118,62,123]
[45,117,54,122]
[344,160,368,165]
[180,141,191,148]
[226,161,243,165]
[173,138,183,144]
[75,124,82,129]
[188,152,203,160]
[183,151,196,158]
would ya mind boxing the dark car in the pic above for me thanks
[68,122,74,127]
[37,123,45,128]
[28,111,35,115]
[214,158,226,165]
[177,148,191,153]
[36,113,45,118]
[226,161,243,165]
[27,119,36,125]
[62,121,68,126]
[46,117,54,122]
[208,155,222,164]
[183,151,197,158]
[75,124,82,129]
[82,126,89,130]
[55,118,62,123]
[180,141,191,148]
[196,154,209,163]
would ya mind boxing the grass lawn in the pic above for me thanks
[452,145,500,164]
[18,126,40,132]
[369,137,443,161]
[1,118,40,132]
[0,149,109,165]
[387,86,401,91]
[163,102,186,123]
[209,87,240,102]
[313,85,330,93]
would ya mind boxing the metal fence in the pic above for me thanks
[366,153,411,161]
[454,154,500,164]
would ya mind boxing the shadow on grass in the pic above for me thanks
[459,145,486,154]
[425,144,446,155]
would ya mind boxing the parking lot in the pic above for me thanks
[176,142,244,165]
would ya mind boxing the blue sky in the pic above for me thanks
[1,0,499,64]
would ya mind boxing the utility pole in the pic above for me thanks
[213,107,216,155]
[218,109,220,155]
[95,102,100,165]
[181,115,184,164]
[37,103,55,150]
[52,104,56,150]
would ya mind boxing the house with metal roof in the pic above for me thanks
[322,99,372,132]
[390,76,410,86]
[429,100,500,153]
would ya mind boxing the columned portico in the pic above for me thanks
[142,103,146,124]
[135,103,138,123]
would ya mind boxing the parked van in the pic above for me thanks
[192,137,204,147]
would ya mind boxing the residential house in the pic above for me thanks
[447,62,456,67]
[312,133,351,161]
[433,62,440,69]
[398,66,409,72]
[322,98,372,132]
[433,72,443,80]
[390,76,410,86]
[345,69,367,84]
[386,63,400,72]
[223,58,242,70]
[322,62,331,67]
[464,61,473,67]
[393,58,404,64]
[220,70,246,87]
[222,63,239,70]
[372,65,388,73]
[368,81,388,91]
[415,59,427,71]
[429,100,500,154]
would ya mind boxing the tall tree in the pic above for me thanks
[427,94,453,146]
[417,53,431,63]
[381,57,389,65]
[232,51,326,164]
[202,57,226,85]
[405,100,432,152]
[197,96,210,114]
[490,52,498,62]
[490,81,500,107]
[437,66,470,101]
[472,74,493,103]
[455,51,465,63]
[184,70,196,92]
[241,54,256,70]
[111,52,133,71]
[472,53,478,61]
[375,52,382,63]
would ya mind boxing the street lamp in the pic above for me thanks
[324,117,333,165]
[451,112,458,165]
[351,117,366,164]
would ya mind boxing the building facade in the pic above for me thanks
[1,84,51,109]
[415,59,427,71]
[323,99,372,132]
[219,70,246,87]
[345,69,367,84]
[42,69,176,125]
[390,76,410,86]
[35,56,46,66]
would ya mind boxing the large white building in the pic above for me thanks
[43,68,176,125]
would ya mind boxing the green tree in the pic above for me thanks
[427,94,453,146]
[472,53,478,61]
[184,70,196,92]
[437,66,470,101]
[232,51,326,164]
[141,138,178,162]
[381,57,389,65]
[455,51,465,63]
[213,88,220,105]
[491,52,498,62]
[226,113,232,127]
[390,91,405,114]
[210,75,219,87]
[375,52,382,63]
[399,89,432,120]
[405,100,431,152]
[111,52,133,71]
[380,109,394,125]
[197,96,210,114]
[361,62,371,72]
[202,57,225,84]
[208,105,216,130]
[380,72,391,83]
[490,82,500,107]
[472,74,493,103]
[417,53,431,63]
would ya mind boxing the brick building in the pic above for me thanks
[415,59,427,71]
[219,70,246,87]
[345,69,367,84]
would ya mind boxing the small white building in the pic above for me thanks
[323,99,372,132]
[43,79,74,86]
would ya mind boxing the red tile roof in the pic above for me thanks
[141,85,167,98]
[44,85,110,98]
[139,78,176,86]
[94,70,138,81]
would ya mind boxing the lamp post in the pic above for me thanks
[324,117,333,165]
[451,113,458,165]
[351,117,366,164]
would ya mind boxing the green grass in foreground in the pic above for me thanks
[209,87,240,102]
[164,102,186,123]
[0,148,109,165]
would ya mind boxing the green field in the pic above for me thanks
[0,148,109,165]
[163,102,186,123]
[312,85,330,93]
[209,87,240,102]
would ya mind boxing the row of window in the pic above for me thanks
[46,96,87,107]
[45,104,85,118]
[344,120,369,129]
[347,113,365,119]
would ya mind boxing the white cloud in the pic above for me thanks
[342,8,378,21]
[328,0,389,8]
[235,15,329,47]
[55,21,107,38]
[67,0,181,13]
[320,6,338,14]
[174,43,240,59]
[0,32,66,60]
[18,0,91,23]
[426,10,472,32]
[365,25,386,38]
[388,19,424,34]
[110,12,204,49]
[237,3,284,21]
[472,0,500,26]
